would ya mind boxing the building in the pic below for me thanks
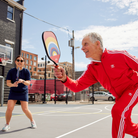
[37,61,73,79]
[0,0,26,103]
[21,50,38,77]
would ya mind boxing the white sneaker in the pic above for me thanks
[2,124,10,131]
[31,120,37,129]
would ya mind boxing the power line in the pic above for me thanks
[24,12,70,32]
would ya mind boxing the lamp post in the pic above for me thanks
[92,85,94,104]
[41,55,47,104]
[54,76,56,104]
[65,70,68,104]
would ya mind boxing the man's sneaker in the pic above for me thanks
[2,124,10,131]
[31,120,37,129]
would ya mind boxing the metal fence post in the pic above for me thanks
[0,76,4,106]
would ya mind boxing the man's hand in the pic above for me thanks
[54,66,67,82]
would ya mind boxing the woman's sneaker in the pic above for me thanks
[31,120,37,129]
[2,124,10,131]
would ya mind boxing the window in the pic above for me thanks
[26,65,28,69]
[5,43,11,47]
[26,60,28,64]
[34,62,36,66]
[29,66,32,70]
[30,55,32,59]
[5,40,14,47]
[34,56,37,61]
[33,67,36,71]
[48,73,50,77]
[22,53,24,57]
[24,53,26,58]
[30,61,33,65]
[7,6,13,20]
[27,54,29,58]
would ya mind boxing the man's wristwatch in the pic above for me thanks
[23,80,25,84]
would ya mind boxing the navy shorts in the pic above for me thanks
[8,91,28,101]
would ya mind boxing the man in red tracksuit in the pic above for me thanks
[54,32,138,138]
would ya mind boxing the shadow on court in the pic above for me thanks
[0,127,30,135]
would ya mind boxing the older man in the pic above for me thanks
[54,32,138,138]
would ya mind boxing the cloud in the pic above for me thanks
[22,39,35,50]
[75,20,138,50]
[99,0,138,15]
[75,62,88,71]
[106,18,117,21]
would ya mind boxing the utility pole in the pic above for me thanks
[69,30,75,101]
[72,30,75,81]
[68,30,80,101]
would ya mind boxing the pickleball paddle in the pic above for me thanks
[42,31,61,68]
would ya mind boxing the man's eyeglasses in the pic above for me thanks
[16,59,24,62]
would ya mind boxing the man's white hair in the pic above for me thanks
[83,32,103,49]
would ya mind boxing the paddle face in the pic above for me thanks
[42,31,61,66]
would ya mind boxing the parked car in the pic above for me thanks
[88,91,115,101]
[57,93,72,101]
[50,94,58,101]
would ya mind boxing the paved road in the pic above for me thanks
[0,101,137,138]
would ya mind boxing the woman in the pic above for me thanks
[2,55,37,131]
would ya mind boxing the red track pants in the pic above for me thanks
[111,86,138,138]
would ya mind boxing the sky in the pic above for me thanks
[21,0,138,71]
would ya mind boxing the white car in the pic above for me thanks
[89,91,115,101]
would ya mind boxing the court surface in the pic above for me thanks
[0,101,138,138]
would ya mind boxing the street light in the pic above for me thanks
[41,56,47,103]
[41,56,50,104]
[65,70,68,104]
[54,76,56,104]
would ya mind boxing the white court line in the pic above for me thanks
[105,105,113,111]
[55,115,111,138]
[37,105,93,116]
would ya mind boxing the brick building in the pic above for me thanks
[0,0,26,103]
[37,61,73,79]
[21,50,38,77]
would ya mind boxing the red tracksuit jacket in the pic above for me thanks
[64,49,138,100]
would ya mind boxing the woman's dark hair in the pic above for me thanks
[15,55,24,61]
